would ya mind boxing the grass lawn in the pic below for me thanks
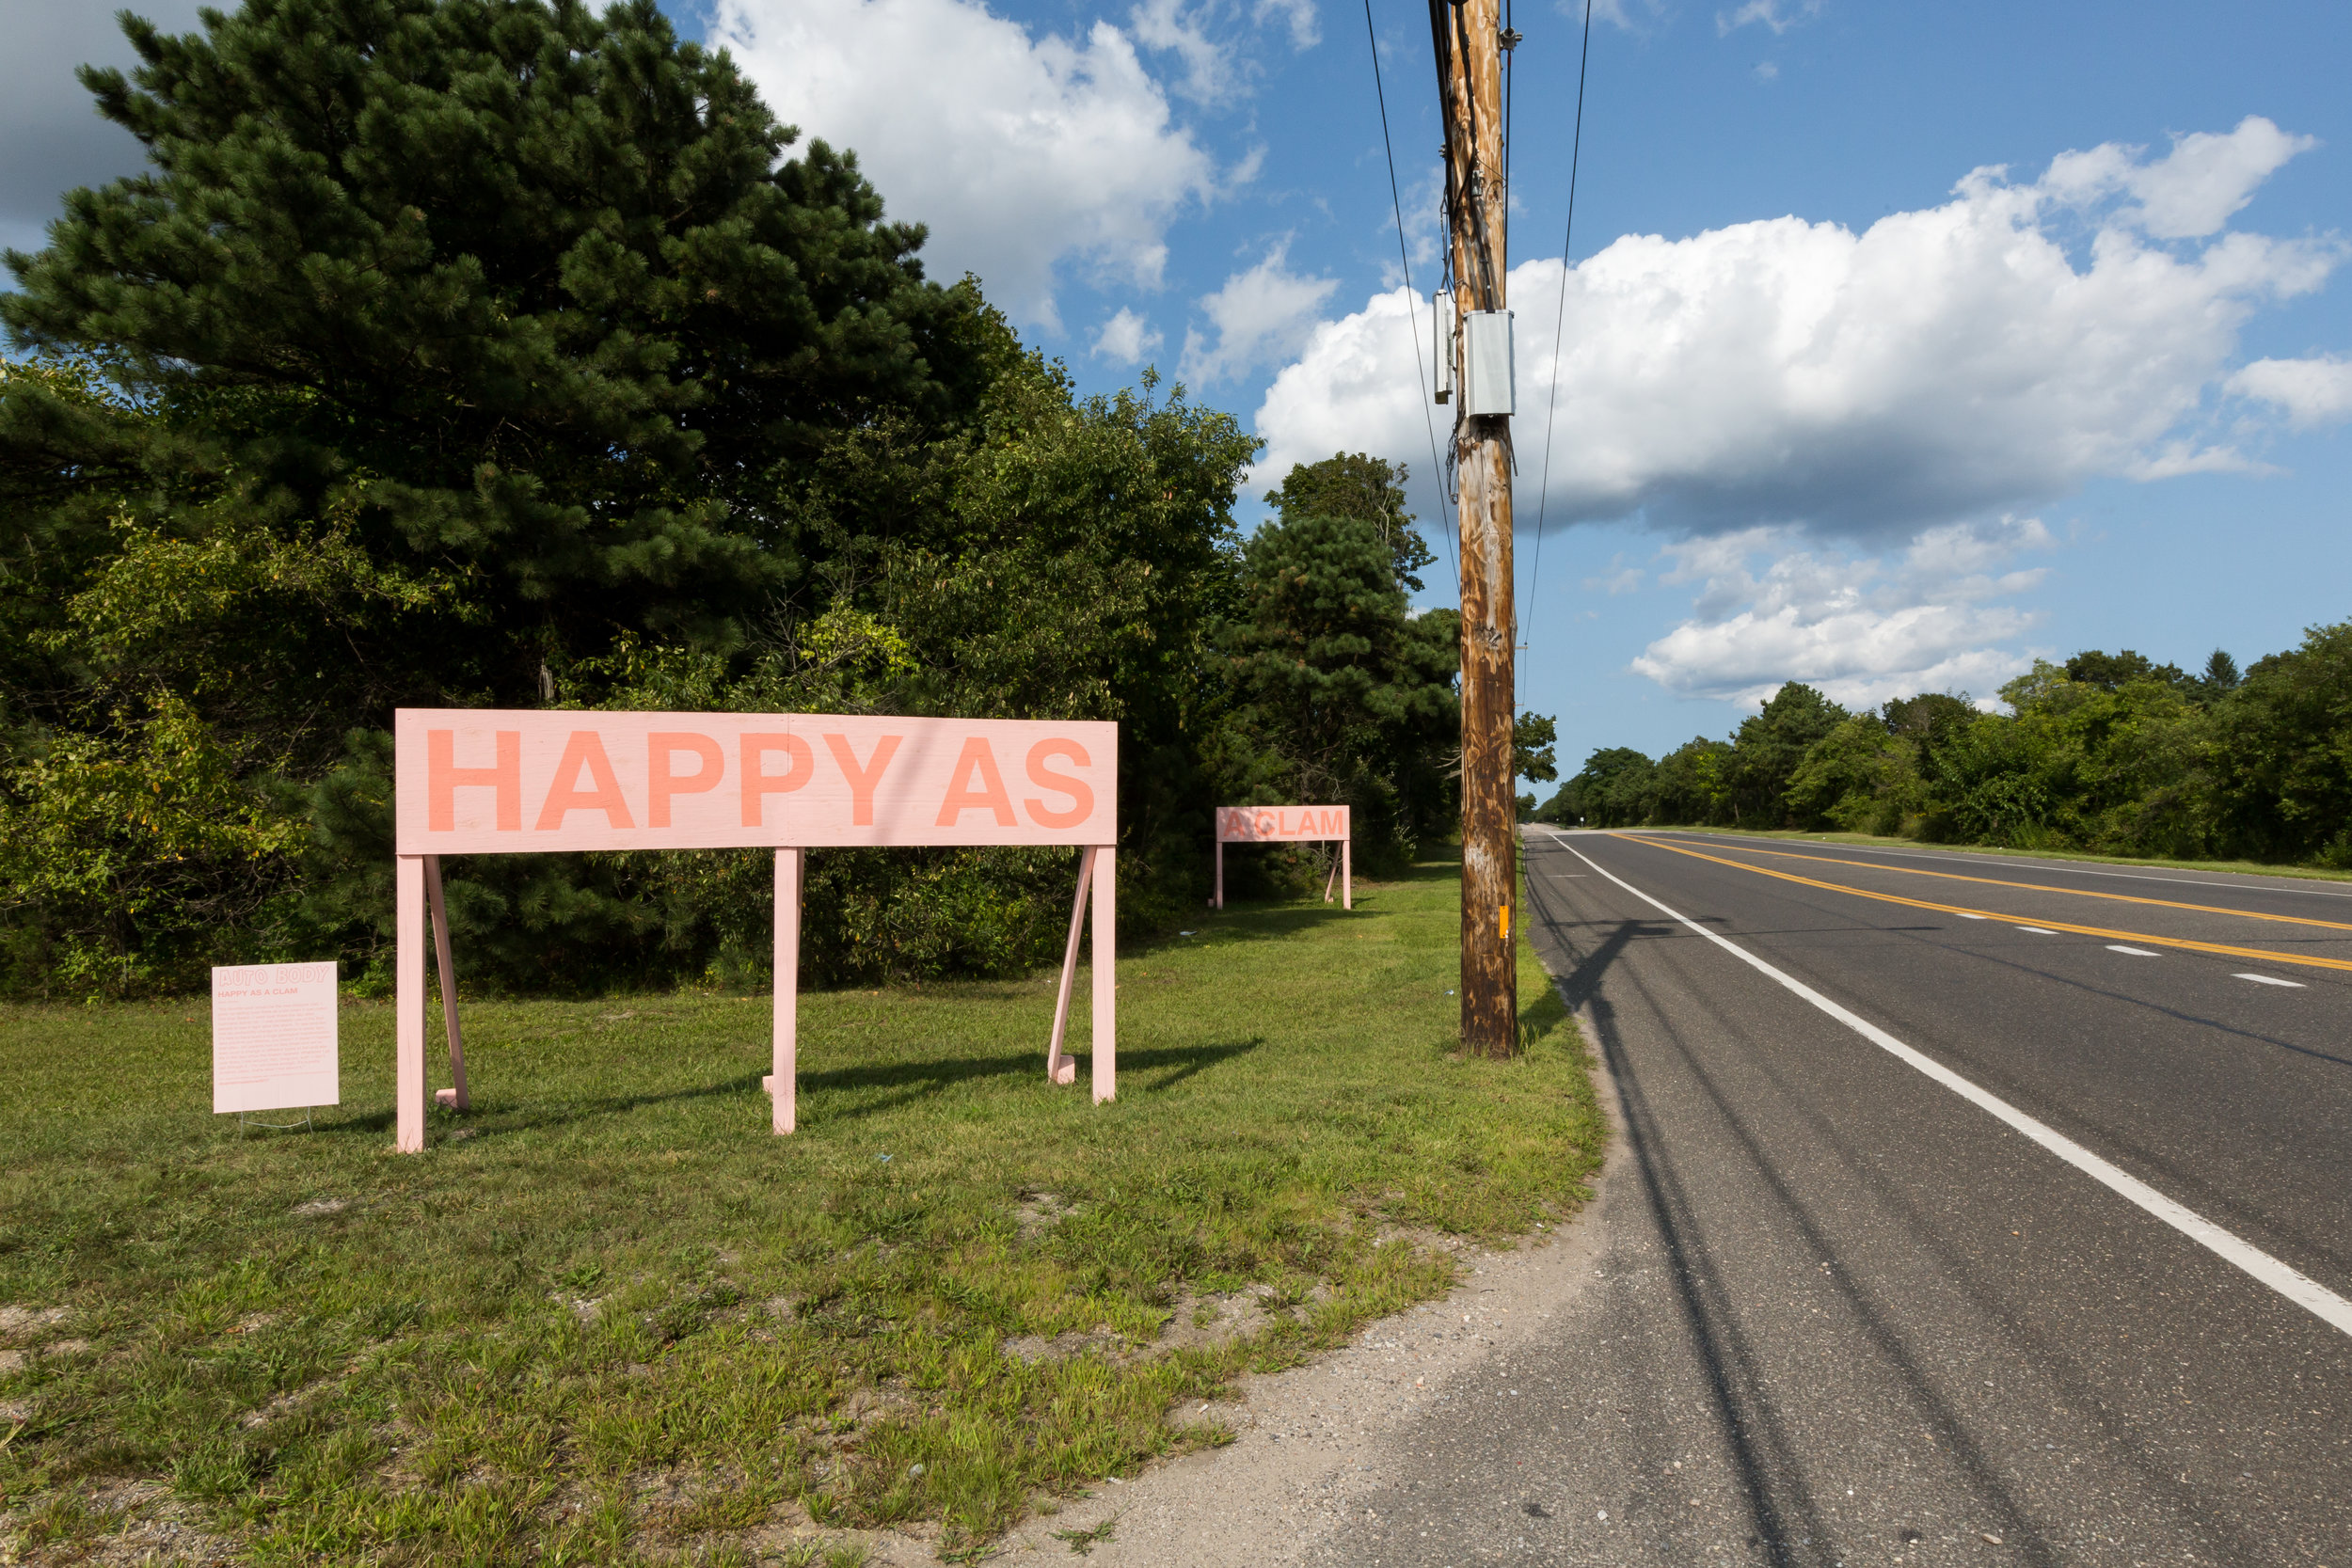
[0,852,1599,1565]
[1617,823,2352,884]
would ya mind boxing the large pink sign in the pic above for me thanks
[1211,804,1351,911]
[395,709,1115,853]
[389,710,1120,1153]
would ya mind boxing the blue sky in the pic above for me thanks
[663,0,2351,778]
[8,0,2348,781]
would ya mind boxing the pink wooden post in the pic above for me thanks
[1092,845,1117,1102]
[395,855,427,1152]
[1213,838,1223,911]
[769,847,802,1133]
[1048,846,1094,1084]
[1343,838,1352,911]
[423,855,469,1109]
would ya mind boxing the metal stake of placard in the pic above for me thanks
[238,1108,313,1135]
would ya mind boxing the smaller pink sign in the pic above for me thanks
[1216,805,1350,843]
[1212,805,1351,911]
[213,962,340,1114]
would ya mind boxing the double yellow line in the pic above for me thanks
[1618,835,2352,976]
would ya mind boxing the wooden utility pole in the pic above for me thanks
[1434,0,1517,1056]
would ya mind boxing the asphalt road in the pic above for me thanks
[1303,829,2352,1567]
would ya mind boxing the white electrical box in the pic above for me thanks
[1432,292,1453,404]
[1462,309,1514,417]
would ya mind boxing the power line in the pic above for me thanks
[1362,0,1457,597]
[1524,0,1595,687]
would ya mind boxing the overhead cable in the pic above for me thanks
[1363,0,1458,596]
[1524,0,1595,685]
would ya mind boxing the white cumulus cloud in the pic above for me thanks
[1254,0,1321,49]
[1181,243,1340,387]
[711,0,1218,330]
[1092,307,1166,363]
[1128,0,1319,104]
[2229,355,2352,429]
[1256,118,2338,535]
[1628,517,2056,709]
[1717,0,1821,37]
[2042,118,2316,239]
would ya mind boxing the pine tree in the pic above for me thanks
[3,0,993,712]
[0,0,1006,991]
[1216,494,1460,852]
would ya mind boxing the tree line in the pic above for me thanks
[0,0,1532,998]
[1540,637,2352,865]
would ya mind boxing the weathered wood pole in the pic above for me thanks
[1441,0,1517,1057]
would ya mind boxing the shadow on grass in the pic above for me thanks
[1518,973,1570,1052]
[435,1039,1268,1133]
[1184,854,1458,949]
[1195,903,1366,941]
[800,1037,1263,1111]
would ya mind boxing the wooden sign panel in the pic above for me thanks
[394,710,1116,854]
[213,961,340,1113]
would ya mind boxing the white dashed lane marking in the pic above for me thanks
[2017,927,2058,935]
[1557,841,2352,1340]
[2106,945,2159,957]
[2233,973,2308,989]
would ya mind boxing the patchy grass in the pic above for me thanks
[1615,823,2352,884]
[0,853,1597,1563]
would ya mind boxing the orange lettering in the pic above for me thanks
[428,730,519,832]
[823,734,902,827]
[936,736,1017,827]
[740,734,814,827]
[647,733,723,828]
[534,731,636,831]
[1022,738,1093,829]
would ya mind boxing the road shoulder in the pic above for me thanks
[1009,959,1628,1565]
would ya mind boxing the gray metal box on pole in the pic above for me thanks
[1433,292,1454,404]
[1462,309,1514,417]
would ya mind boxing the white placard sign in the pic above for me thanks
[212,962,341,1113]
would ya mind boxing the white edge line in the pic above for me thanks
[1558,838,2352,1340]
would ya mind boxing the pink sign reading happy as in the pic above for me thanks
[389,710,1120,1154]
[394,711,1113,853]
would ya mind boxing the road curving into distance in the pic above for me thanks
[1304,828,2352,1567]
